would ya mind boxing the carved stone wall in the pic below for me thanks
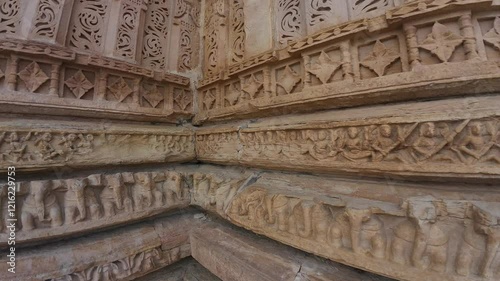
[2,0,500,280]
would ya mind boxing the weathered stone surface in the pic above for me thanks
[191,219,392,281]
[0,118,195,171]
[0,212,196,281]
[135,258,222,281]
[1,0,498,280]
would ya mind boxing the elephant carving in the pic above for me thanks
[456,205,500,278]
[64,178,101,224]
[164,172,184,205]
[230,188,268,228]
[101,174,132,217]
[391,198,448,272]
[21,180,63,230]
[329,208,386,258]
[193,173,212,208]
[295,201,330,242]
[134,172,163,210]
[267,194,301,232]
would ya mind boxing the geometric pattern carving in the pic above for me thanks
[420,22,463,62]
[18,62,49,93]
[107,77,133,102]
[360,40,400,77]
[483,17,500,51]
[64,70,94,99]
[308,51,341,84]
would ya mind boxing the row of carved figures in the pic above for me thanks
[0,171,188,232]
[233,120,500,164]
[0,131,193,163]
[229,188,500,278]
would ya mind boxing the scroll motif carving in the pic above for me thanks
[349,0,393,19]
[142,0,170,70]
[204,0,226,77]
[229,0,245,64]
[306,0,335,27]
[30,0,63,40]
[68,0,109,52]
[115,2,140,60]
[0,0,20,35]
[277,0,305,45]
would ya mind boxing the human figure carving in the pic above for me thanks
[1,131,32,162]
[77,134,94,154]
[21,180,63,230]
[35,132,61,160]
[341,127,372,161]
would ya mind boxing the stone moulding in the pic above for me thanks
[188,165,500,281]
[0,119,195,171]
[195,2,500,123]
[196,95,500,180]
[0,39,193,123]
[0,213,194,281]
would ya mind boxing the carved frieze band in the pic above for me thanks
[197,2,500,123]
[0,170,191,246]
[196,96,500,179]
[0,120,195,170]
[190,166,500,281]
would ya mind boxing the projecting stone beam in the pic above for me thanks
[0,118,195,171]
[190,165,500,281]
[135,258,222,281]
[191,220,392,281]
[0,212,197,281]
[196,95,500,181]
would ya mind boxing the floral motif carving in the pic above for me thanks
[360,40,400,77]
[307,51,341,84]
[64,70,94,99]
[420,22,463,62]
[18,62,49,93]
[69,0,108,52]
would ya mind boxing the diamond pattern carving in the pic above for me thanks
[277,66,301,94]
[107,77,133,102]
[174,90,192,111]
[65,70,94,99]
[360,40,400,77]
[241,75,263,99]
[308,51,341,83]
[18,62,49,92]
[484,17,500,51]
[420,22,463,62]
[142,85,164,108]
